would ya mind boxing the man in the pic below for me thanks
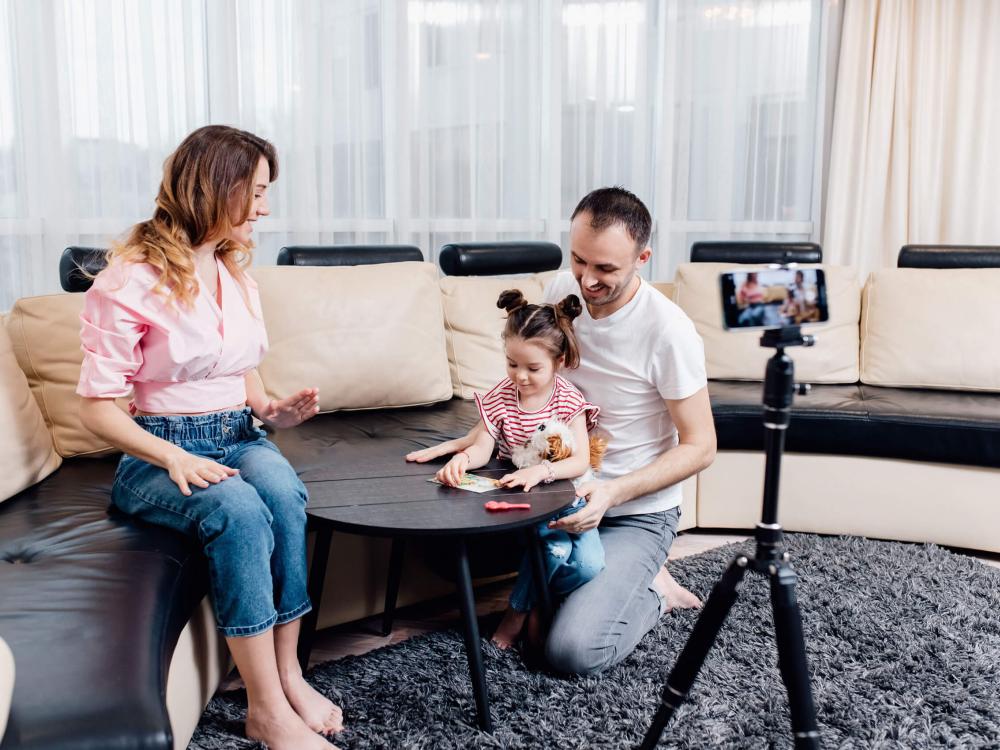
[541,186,716,675]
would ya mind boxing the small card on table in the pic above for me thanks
[428,473,502,494]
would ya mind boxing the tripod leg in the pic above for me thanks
[638,556,748,750]
[769,562,821,749]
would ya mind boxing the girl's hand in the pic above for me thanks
[436,452,470,487]
[498,465,548,492]
[164,449,240,497]
[260,387,320,429]
[406,444,452,463]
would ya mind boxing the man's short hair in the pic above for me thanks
[571,186,652,251]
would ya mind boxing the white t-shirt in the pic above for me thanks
[544,271,707,516]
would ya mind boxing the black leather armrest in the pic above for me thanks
[60,247,109,292]
[897,245,1000,268]
[690,242,822,264]
[438,241,562,276]
[276,245,423,266]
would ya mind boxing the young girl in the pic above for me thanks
[77,126,341,750]
[407,289,605,648]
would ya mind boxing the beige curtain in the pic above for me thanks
[823,0,1000,277]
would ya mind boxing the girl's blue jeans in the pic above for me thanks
[509,497,606,613]
[110,408,311,638]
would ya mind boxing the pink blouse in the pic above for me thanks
[76,256,269,414]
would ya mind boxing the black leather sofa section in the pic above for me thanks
[690,241,822,264]
[59,247,109,293]
[276,245,423,267]
[709,380,1000,468]
[0,458,207,750]
[898,245,1000,269]
[438,242,562,276]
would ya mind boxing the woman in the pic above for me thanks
[77,125,342,750]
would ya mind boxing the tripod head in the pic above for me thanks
[759,325,815,350]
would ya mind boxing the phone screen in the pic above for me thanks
[720,268,829,330]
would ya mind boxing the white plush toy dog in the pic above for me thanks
[510,417,606,485]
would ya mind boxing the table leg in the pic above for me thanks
[455,537,493,732]
[527,526,554,625]
[298,521,333,671]
[381,538,405,636]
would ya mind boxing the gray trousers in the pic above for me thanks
[544,506,681,675]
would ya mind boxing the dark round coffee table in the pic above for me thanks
[297,457,577,732]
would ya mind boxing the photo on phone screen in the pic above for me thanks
[720,268,829,330]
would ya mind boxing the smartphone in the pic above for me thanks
[720,267,829,330]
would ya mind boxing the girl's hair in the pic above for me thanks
[105,125,278,309]
[497,289,583,369]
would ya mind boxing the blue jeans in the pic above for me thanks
[111,408,311,638]
[509,497,606,613]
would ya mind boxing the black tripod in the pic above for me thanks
[639,326,821,749]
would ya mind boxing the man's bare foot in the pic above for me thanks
[491,607,528,649]
[246,702,339,750]
[652,565,702,611]
[280,673,344,735]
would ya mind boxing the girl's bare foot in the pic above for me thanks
[281,673,344,735]
[652,565,702,611]
[491,607,528,649]
[246,702,339,750]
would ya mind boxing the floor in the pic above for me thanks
[305,529,1000,668]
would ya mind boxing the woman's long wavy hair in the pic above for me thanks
[107,125,278,309]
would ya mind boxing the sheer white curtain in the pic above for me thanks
[824,0,1000,278]
[0,0,835,310]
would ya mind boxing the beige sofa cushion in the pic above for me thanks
[0,324,62,500]
[254,262,453,411]
[5,294,126,458]
[672,262,861,383]
[440,271,558,399]
[861,268,1000,391]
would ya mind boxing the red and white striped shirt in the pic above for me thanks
[474,374,600,459]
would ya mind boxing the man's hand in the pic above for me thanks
[259,387,320,429]
[498,465,548,492]
[548,479,618,533]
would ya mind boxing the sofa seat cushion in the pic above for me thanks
[709,380,1000,468]
[0,458,207,750]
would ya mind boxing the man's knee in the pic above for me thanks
[544,624,613,676]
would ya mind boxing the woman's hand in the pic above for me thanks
[259,387,320,429]
[436,452,470,487]
[498,465,548,492]
[164,449,240,497]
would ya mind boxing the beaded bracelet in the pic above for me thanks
[540,459,556,484]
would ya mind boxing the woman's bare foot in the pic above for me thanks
[246,702,339,750]
[491,607,528,649]
[281,673,344,735]
[652,565,702,611]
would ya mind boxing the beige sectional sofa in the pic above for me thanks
[1,258,997,748]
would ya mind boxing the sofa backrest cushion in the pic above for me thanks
[253,262,453,411]
[672,262,861,383]
[439,271,557,399]
[0,324,63,499]
[5,293,128,457]
[861,268,1000,391]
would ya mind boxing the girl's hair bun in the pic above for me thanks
[497,289,529,313]
[557,294,583,322]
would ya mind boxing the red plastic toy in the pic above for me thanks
[484,500,531,512]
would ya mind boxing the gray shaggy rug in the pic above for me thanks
[188,534,1000,749]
